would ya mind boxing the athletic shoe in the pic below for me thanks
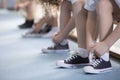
[19,20,34,29]
[42,43,69,53]
[22,24,52,38]
[56,51,89,68]
[83,57,112,74]
[22,30,43,38]
[41,27,58,38]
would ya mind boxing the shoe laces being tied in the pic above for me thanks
[65,51,79,62]
[48,43,60,49]
[90,58,103,67]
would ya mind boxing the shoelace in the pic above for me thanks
[91,58,103,67]
[65,54,78,62]
[48,45,56,49]
[48,44,60,49]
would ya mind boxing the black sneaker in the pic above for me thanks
[83,57,112,74]
[42,43,69,53]
[22,24,52,38]
[39,24,52,34]
[56,52,89,68]
[19,20,34,29]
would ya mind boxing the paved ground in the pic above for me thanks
[0,9,120,80]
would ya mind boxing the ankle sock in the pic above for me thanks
[77,48,88,58]
[101,52,109,61]
[60,39,68,46]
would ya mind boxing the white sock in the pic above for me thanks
[60,39,68,45]
[101,52,109,61]
[77,48,88,58]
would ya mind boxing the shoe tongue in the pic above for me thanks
[70,51,79,56]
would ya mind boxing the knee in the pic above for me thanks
[96,0,113,15]
[72,1,84,16]
[61,0,72,11]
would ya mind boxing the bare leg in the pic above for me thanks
[72,0,87,49]
[104,23,120,48]
[52,0,75,43]
[92,23,120,56]
[86,11,97,51]
[33,17,46,33]
[26,1,36,20]
[59,0,72,32]
[53,16,75,43]
[92,0,113,56]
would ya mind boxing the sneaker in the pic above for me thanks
[19,20,34,29]
[22,30,43,38]
[83,57,112,74]
[56,51,89,68]
[22,24,52,38]
[42,43,69,53]
[41,27,58,38]
[40,24,52,34]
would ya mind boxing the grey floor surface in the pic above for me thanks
[0,9,120,80]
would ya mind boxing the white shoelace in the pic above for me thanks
[65,52,78,62]
[91,58,102,67]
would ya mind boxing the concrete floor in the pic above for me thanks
[0,9,120,80]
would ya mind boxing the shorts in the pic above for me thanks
[68,0,78,4]
[84,0,120,11]
[84,0,98,11]
[115,0,120,8]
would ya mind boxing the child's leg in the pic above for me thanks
[104,23,120,48]
[92,23,120,57]
[18,1,35,29]
[72,0,87,49]
[59,0,72,32]
[96,0,113,41]
[53,16,75,43]
[83,0,113,74]
[93,0,113,56]
[56,0,90,68]
[26,0,35,20]
[86,11,97,51]
[33,17,46,33]
[41,0,73,53]
[52,0,75,43]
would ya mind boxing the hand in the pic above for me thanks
[90,42,109,56]
[52,31,63,43]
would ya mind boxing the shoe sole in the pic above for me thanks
[22,34,42,38]
[42,49,70,54]
[56,60,90,68]
[83,66,112,74]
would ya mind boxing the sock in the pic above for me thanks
[77,48,88,58]
[60,39,68,46]
[101,52,109,61]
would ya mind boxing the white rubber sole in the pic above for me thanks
[56,60,90,68]
[83,66,112,74]
[42,48,70,54]
[22,33,42,38]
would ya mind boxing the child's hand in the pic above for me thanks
[90,42,109,56]
[52,31,63,44]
